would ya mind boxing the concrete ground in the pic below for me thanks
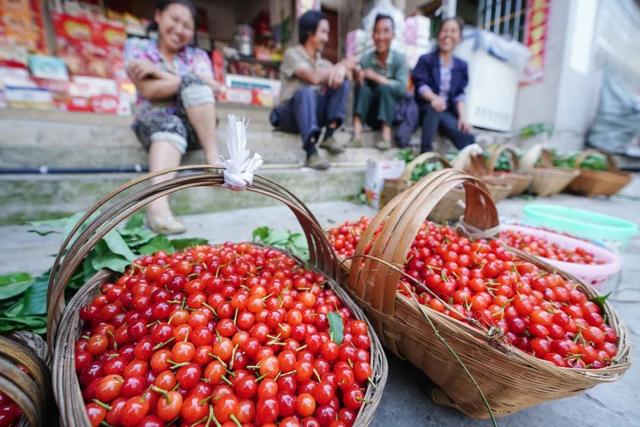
[1,180,638,426]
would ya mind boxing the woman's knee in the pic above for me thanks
[180,74,215,108]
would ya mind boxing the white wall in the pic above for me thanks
[512,0,568,137]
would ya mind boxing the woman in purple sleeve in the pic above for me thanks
[125,0,225,234]
[412,17,474,153]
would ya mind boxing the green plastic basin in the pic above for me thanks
[522,204,638,246]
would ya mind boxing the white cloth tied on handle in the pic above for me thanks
[222,114,263,190]
[457,218,501,240]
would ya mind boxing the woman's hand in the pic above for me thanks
[457,118,471,133]
[196,72,227,96]
[430,96,447,112]
[126,60,162,81]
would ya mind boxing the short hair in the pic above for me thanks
[373,14,394,31]
[437,16,465,37]
[147,0,197,34]
[298,10,326,45]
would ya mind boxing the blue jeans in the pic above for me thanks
[419,104,475,153]
[271,81,350,156]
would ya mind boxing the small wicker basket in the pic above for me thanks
[566,149,632,197]
[0,333,52,427]
[46,166,388,426]
[523,148,579,197]
[343,168,631,419]
[485,144,532,196]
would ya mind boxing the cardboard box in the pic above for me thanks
[4,85,53,109]
[28,55,69,81]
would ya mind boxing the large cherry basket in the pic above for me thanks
[343,168,630,418]
[46,166,388,426]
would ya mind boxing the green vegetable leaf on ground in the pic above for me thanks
[252,226,309,260]
[139,235,175,255]
[0,272,33,300]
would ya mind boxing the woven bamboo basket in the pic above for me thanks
[0,333,52,427]
[344,168,631,419]
[46,166,388,426]
[380,152,467,222]
[522,148,579,197]
[460,154,513,204]
[566,150,632,197]
[486,144,532,196]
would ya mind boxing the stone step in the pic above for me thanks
[0,105,401,168]
[0,165,366,224]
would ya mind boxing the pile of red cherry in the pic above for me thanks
[328,217,619,369]
[498,229,603,265]
[75,243,374,427]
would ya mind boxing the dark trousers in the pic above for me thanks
[271,81,350,156]
[353,82,399,129]
[420,104,475,153]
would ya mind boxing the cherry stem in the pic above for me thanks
[153,336,175,351]
[151,386,169,398]
[230,414,242,427]
[92,399,112,411]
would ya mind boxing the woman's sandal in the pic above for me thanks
[147,214,186,235]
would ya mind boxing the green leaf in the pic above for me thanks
[170,238,209,251]
[24,213,82,228]
[3,299,25,317]
[91,252,130,273]
[104,229,137,262]
[27,229,58,236]
[139,235,175,255]
[267,230,291,245]
[252,226,270,242]
[121,229,156,247]
[0,272,33,300]
[589,292,611,312]
[20,273,49,316]
[90,240,129,272]
[124,213,145,230]
[0,316,47,333]
[327,312,344,344]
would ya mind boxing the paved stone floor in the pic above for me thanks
[1,178,638,426]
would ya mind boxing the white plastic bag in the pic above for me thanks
[364,159,405,209]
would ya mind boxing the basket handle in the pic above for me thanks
[486,144,520,172]
[574,149,618,171]
[347,169,498,315]
[400,152,452,181]
[47,167,340,346]
[462,153,490,177]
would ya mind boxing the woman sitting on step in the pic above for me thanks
[125,0,225,234]
[412,16,474,153]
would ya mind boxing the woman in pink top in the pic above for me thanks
[125,0,225,234]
